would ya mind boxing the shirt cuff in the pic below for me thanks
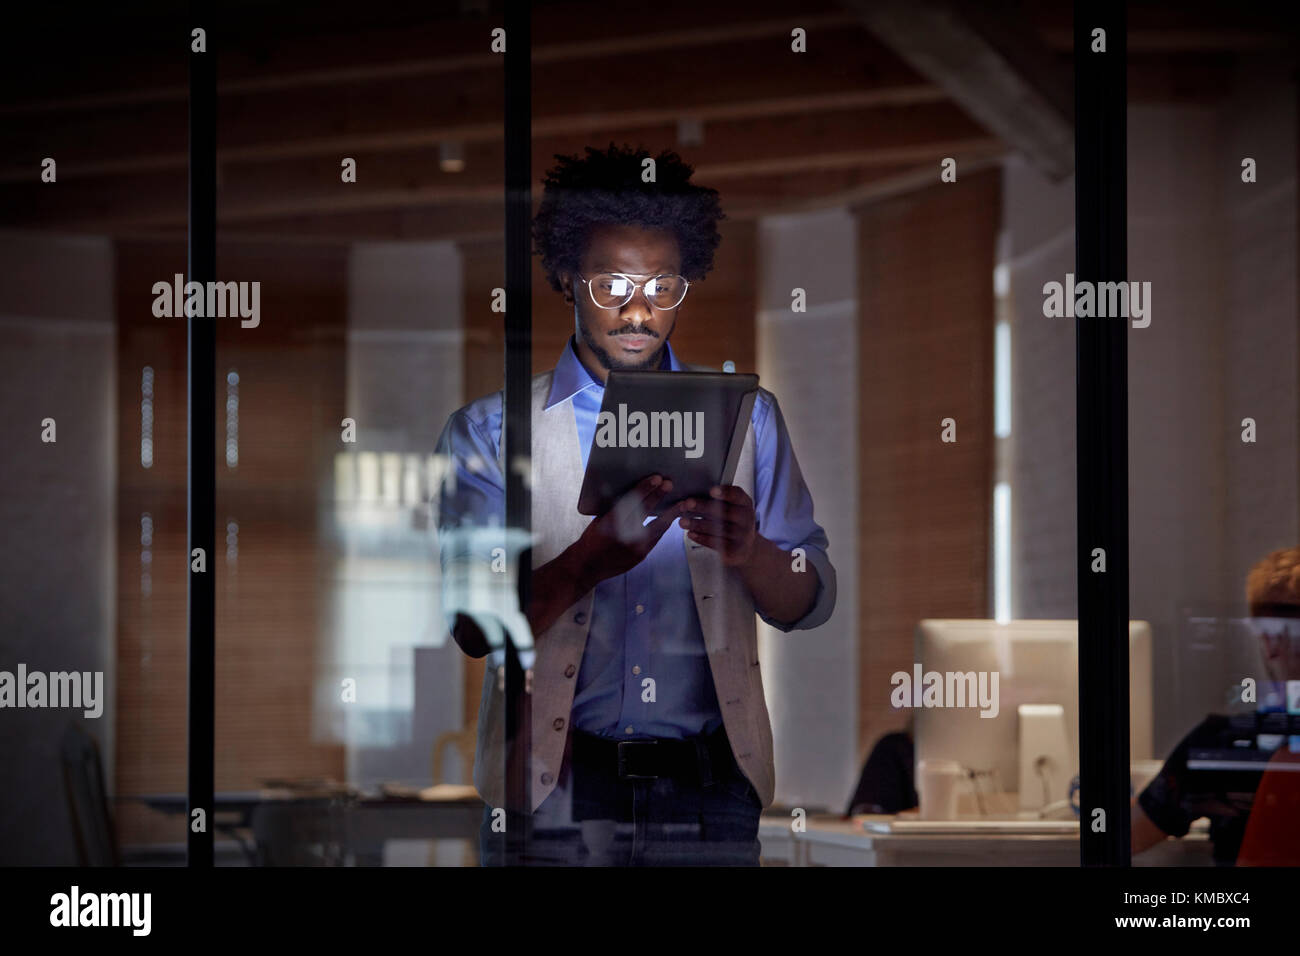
[757,545,836,632]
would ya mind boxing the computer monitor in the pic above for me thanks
[1180,612,1300,778]
[912,620,1153,798]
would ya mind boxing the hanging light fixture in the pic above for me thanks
[439,140,466,173]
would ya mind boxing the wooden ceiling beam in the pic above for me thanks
[0,2,851,114]
[14,151,1006,244]
[3,102,994,229]
[0,26,934,181]
[843,0,1073,180]
[73,140,999,230]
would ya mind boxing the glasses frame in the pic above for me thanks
[576,272,690,311]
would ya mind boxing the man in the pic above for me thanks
[1132,546,1300,864]
[436,145,836,866]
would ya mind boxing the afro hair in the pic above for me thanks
[532,143,725,293]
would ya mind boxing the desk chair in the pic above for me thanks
[60,721,119,866]
[432,727,477,785]
[846,731,918,817]
[429,726,478,867]
[61,723,186,866]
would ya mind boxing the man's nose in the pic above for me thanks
[618,287,656,325]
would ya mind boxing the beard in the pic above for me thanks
[578,314,673,372]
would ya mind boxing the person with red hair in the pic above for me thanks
[1132,547,1300,865]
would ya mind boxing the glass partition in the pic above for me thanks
[0,6,192,865]
[4,0,1295,881]
[1126,23,1300,867]
[208,2,506,866]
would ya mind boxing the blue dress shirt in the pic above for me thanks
[435,337,835,741]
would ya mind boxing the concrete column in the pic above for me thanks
[0,233,116,864]
[756,208,859,812]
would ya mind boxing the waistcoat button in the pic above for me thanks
[564,664,576,678]
[574,611,587,624]
[553,717,565,731]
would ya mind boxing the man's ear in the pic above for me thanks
[560,273,575,304]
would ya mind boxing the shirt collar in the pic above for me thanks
[545,335,682,409]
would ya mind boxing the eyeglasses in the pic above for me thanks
[577,272,690,310]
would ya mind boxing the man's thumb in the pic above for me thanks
[645,501,684,539]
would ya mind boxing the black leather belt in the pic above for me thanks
[571,725,737,785]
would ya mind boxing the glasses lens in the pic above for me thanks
[646,275,687,308]
[589,274,631,308]
[588,274,687,308]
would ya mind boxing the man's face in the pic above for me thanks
[563,223,683,380]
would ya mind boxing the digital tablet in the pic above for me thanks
[577,369,759,516]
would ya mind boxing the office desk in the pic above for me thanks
[135,792,265,863]
[759,814,1215,866]
[338,794,484,866]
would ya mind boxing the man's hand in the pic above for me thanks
[573,474,688,586]
[677,485,757,568]
[526,474,685,638]
[681,483,820,627]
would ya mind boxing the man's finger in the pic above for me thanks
[679,514,741,537]
[679,498,750,526]
[607,476,673,537]
[709,484,752,507]
[684,529,737,555]
[635,474,672,507]
[645,499,690,540]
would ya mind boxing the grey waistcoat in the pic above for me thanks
[472,366,775,812]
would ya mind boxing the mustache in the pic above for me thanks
[609,325,659,338]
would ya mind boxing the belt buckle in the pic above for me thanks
[617,740,659,780]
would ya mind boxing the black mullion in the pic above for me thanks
[502,0,533,864]
[186,6,216,869]
[1074,0,1130,867]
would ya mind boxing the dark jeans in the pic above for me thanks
[479,728,763,866]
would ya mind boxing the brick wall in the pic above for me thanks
[853,168,1000,756]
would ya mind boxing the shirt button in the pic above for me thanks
[574,611,587,624]
[553,717,565,731]
[632,665,641,675]
[540,772,554,786]
[635,604,645,615]
[564,664,576,678]
[624,725,635,735]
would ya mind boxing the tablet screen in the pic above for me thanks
[577,369,759,516]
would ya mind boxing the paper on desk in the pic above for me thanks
[419,783,482,802]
